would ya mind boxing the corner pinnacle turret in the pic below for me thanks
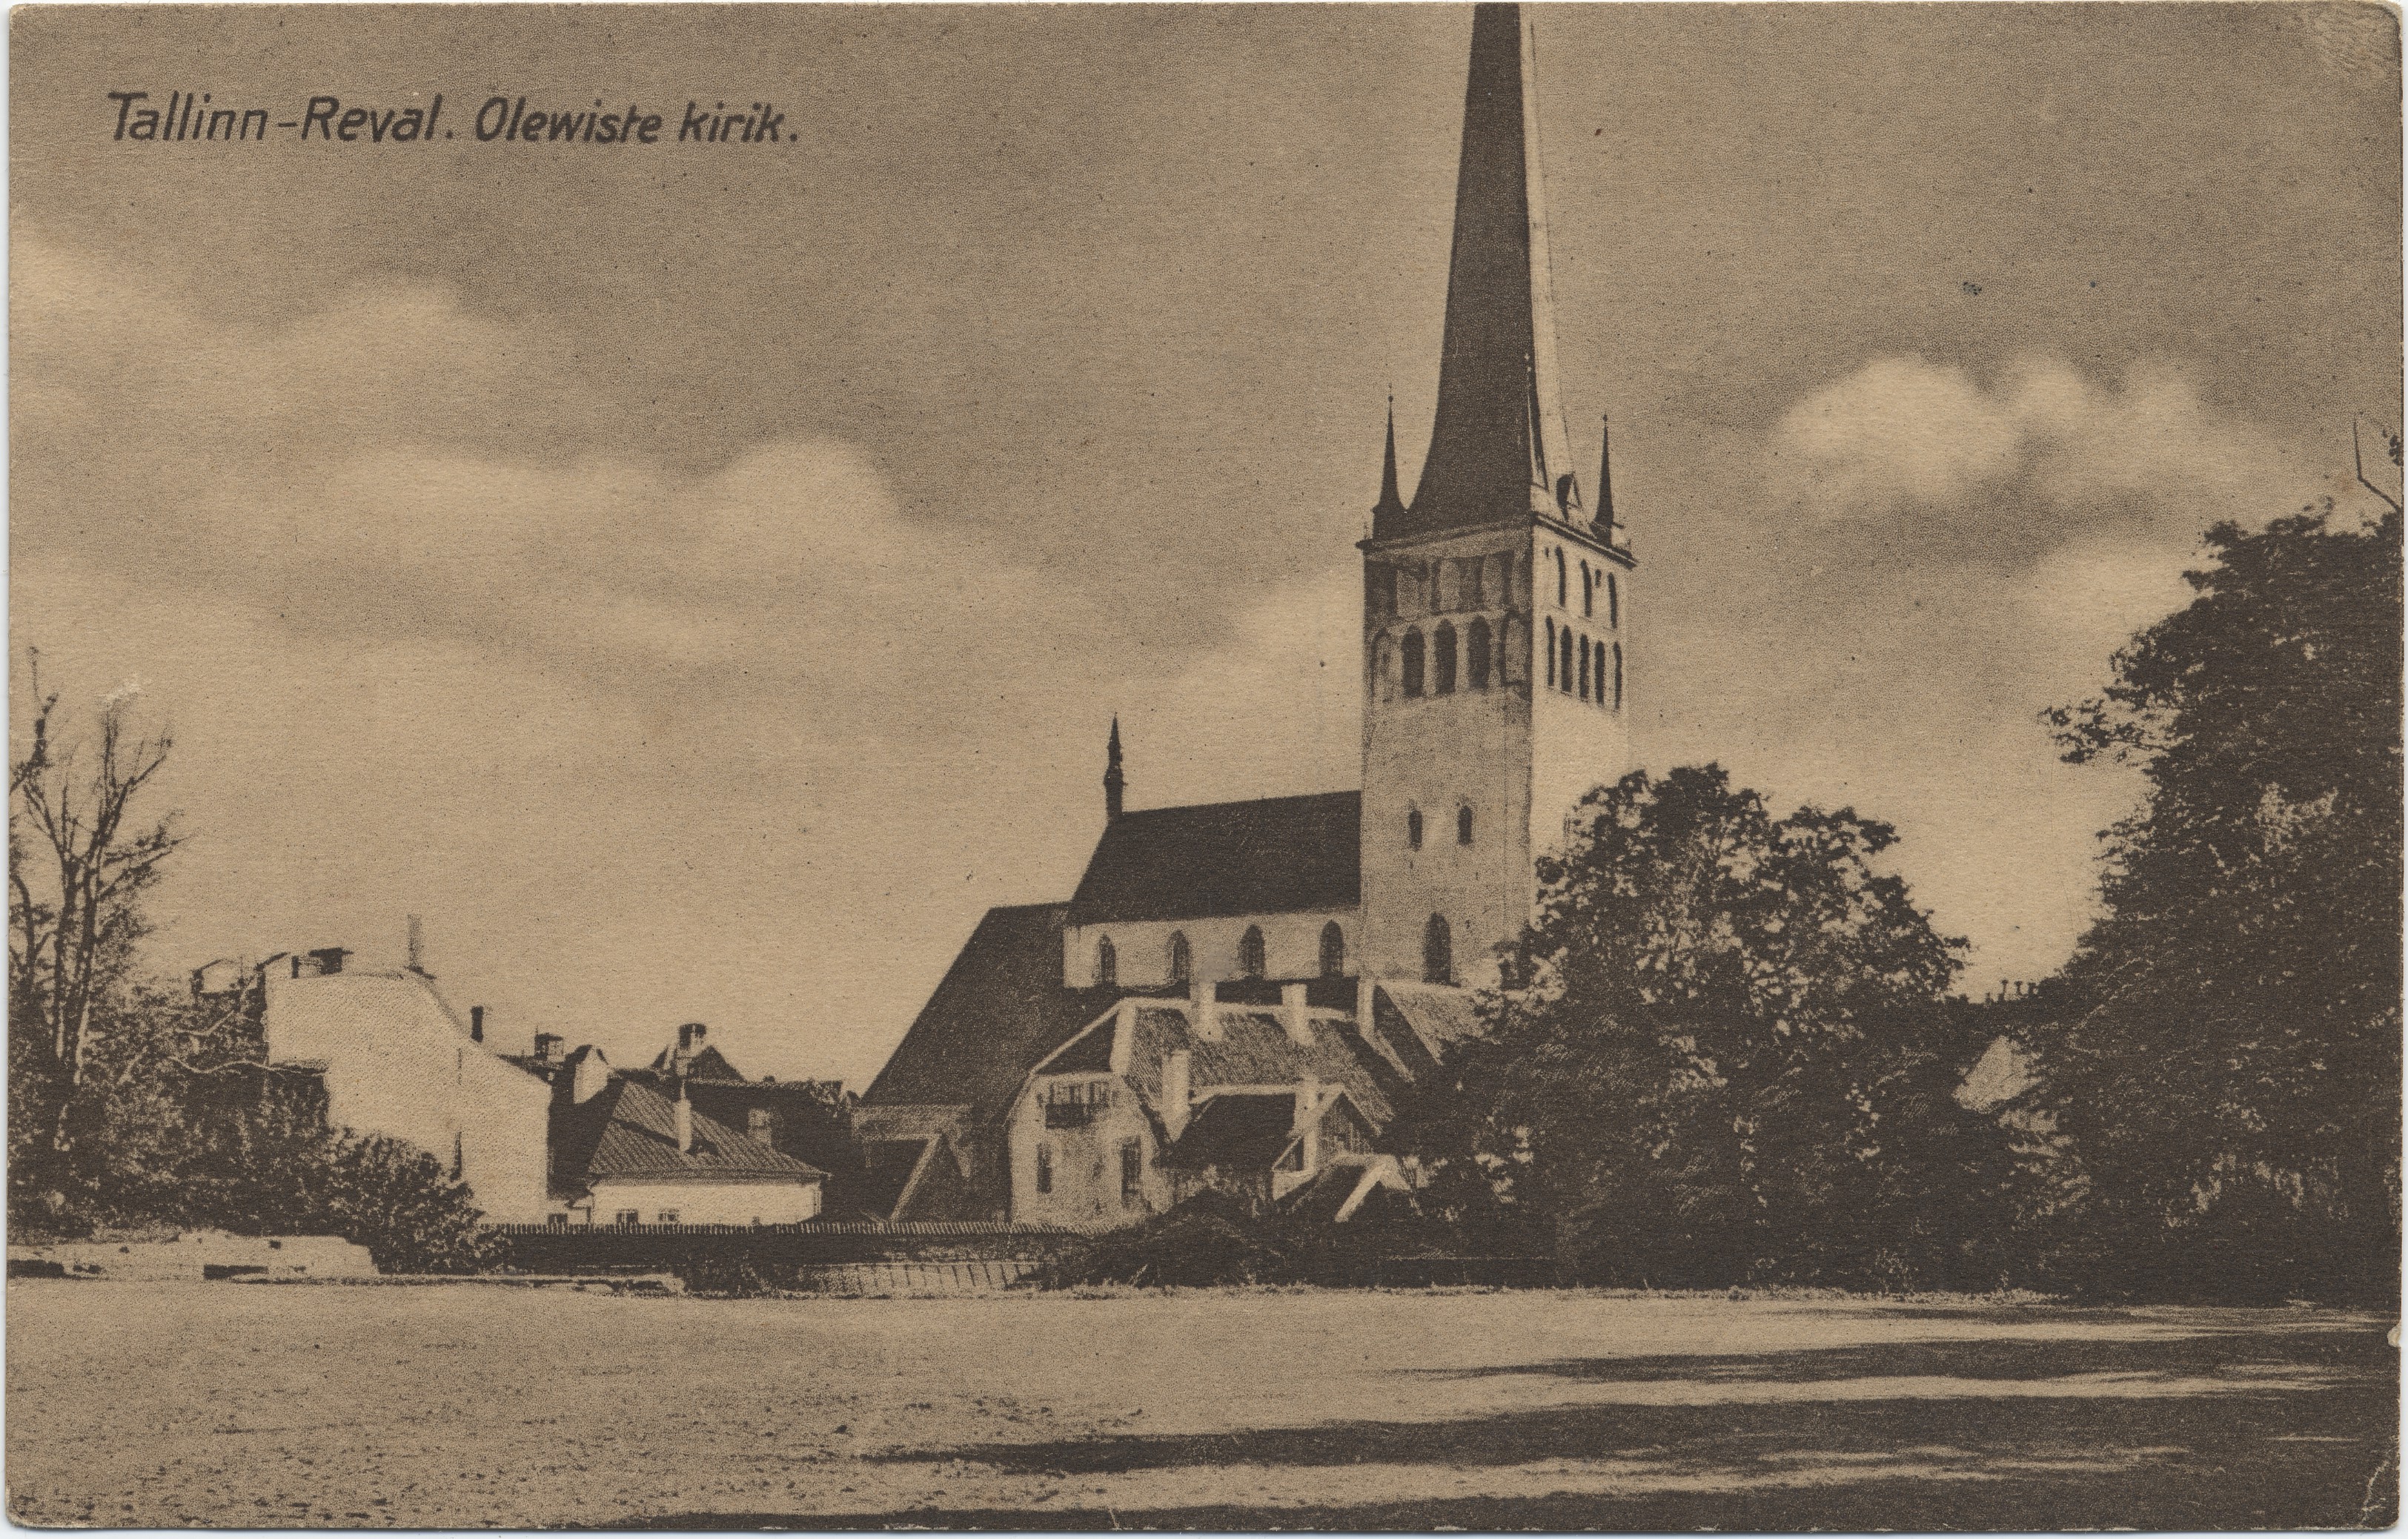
[1381,1,1594,544]
[1104,717,1125,824]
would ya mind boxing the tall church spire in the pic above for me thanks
[1373,397,1407,525]
[1385,1,1581,541]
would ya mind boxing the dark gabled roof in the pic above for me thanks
[1162,1092,1299,1170]
[1065,792,1360,926]
[1036,1020,1116,1075]
[863,903,1100,1127]
[645,1043,747,1082]
[552,1078,826,1188]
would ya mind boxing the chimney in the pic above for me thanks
[405,914,425,974]
[673,1083,694,1154]
[678,1022,707,1051]
[1161,1050,1193,1142]
[468,1005,485,1044]
[297,946,349,978]
[533,1033,564,1065]
[568,1045,611,1105]
[1280,982,1313,1047]
[746,1106,773,1142]
[1190,967,1221,1042]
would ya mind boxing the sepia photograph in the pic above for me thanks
[5,1,2401,1530]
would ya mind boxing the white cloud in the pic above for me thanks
[10,234,1382,1085]
[1771,354,2349,527]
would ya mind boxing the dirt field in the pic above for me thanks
[6,1280,2395,1530]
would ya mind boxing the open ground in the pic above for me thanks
[6,1281,2395,1529]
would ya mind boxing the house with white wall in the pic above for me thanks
[259,949,551,1222]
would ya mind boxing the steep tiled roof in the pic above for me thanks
[553,1078,825,1188]
[1122,1005,1394,1127]
[1375,982,1484,1059]
[1065,792,1360,925]
[863,903,1101,1129]
[1035,1019,1117,1075]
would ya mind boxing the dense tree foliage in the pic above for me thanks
[1394,766,2017,1291]
[2026,506,2402,1301]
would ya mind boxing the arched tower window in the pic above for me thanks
[1555,548,1568,607]
[1544,617,1556,687]
[1579,635,1591,700]
[1373,634,1396,703]
[1493,552,1516,606]
[1559,626,1575,692]
[1402,629,1425,698]
[1433,622,1457,695]
[1466,618,1491,689]
[1582,562,1594,617]
[1167,932,1191,987]
[1459,556,1483,608]
[1095,935,1117,990]
[1613,642,1625,710]
[1319,921,1345,979]
[1456,805,1474,845]
[1607,572,1619,629]
[1407,808,1424,850]
[1239,924,1267,979]
[1422,914,1453,984]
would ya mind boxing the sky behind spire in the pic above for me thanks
[10,4,2399,1083]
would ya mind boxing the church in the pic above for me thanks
[854,2,1636,1227]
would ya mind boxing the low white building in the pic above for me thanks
[259,950,552,1223]
[545,1046,826,1225]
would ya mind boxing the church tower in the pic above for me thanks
[1359,1,1634,989]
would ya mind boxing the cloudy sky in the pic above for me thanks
[11,4,2399,1084]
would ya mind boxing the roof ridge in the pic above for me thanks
[1113,788,1359,821]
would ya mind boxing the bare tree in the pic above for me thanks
[9,648,182,1165]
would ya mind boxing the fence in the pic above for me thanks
[481,1220,1078,1274]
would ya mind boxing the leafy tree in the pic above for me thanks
[1396,766,2008,1290]
[8,649,501,1271]
[2031,504,2402,1301]
[9,655,183,1220]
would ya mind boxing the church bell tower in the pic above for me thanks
[1358,1,1635,989]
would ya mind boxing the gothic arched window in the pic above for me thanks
[1613,642,1625,710]
[1544,617,1557,688]
[1239,924,1267,979]
[1402,629,1425,698]
[1555,548,1568,607]
[1456,805,1473,845]
[1095,935,1117,990]
[1167,931,1191,987]
[1559,626,1575,692]
[1422,913,1453,984]
[1579,636,1591,700]
[1582,562,1594,618]
[1319,921,1345,979]
[1607,572,1619,629]
[1466,618,1491,689]
[1407,808,1424,850]
[1374,634,1396,703]
[1433,622,1457,695]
